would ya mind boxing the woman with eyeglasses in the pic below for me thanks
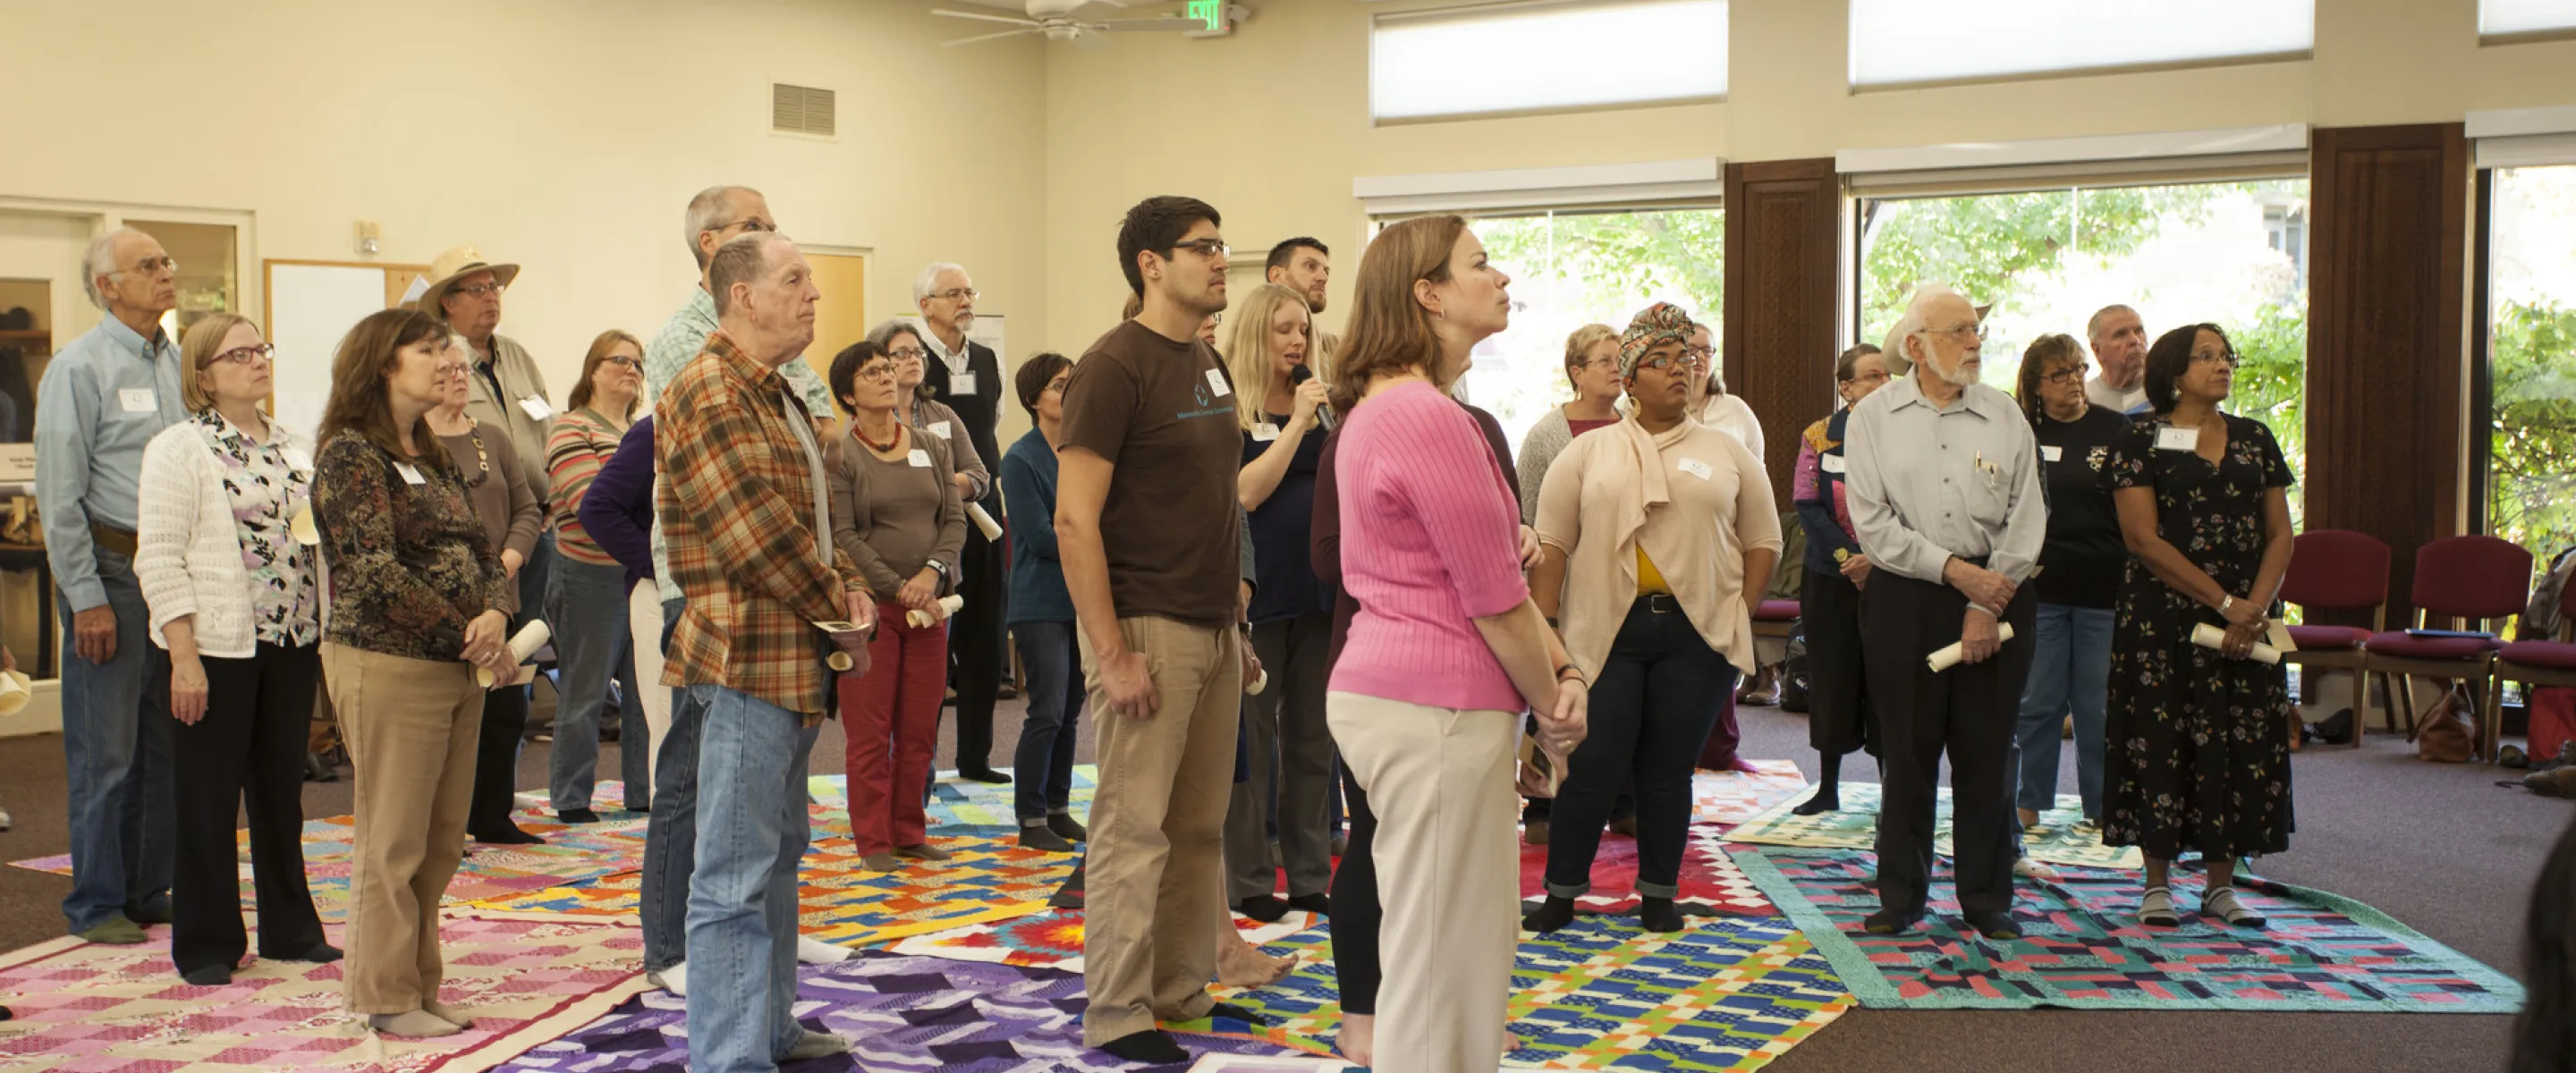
[540,330,648,822]
[428,334,546,846]
[135,313,336,984]
[825,340,968,872]
[1786,343,1890,815]
[2105,324,2296,928]
[868,320,990,511]
[2008,334,2131,845]
[1527,303,1779,935]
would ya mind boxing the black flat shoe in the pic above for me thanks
[267,942,343,964]
[1962,910,2023,940]
[473,825,547,845]
[958,767,1013,785]
[303,752,338,783]
[1863,908,1922,935]
[181,964,233,985]
[1046,812,1089,842]
[1235,896,1290,924]
[556,808,603,824]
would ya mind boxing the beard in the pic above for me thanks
[1929,354,1979,389]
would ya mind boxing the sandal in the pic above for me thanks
[2202,886,2267,928]
[2138,885,2179,927]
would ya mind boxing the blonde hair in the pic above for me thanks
[1221,283,1314,431]
[177,312,258,413]
[1562,323,1617,393]
[1330,215,1468,413]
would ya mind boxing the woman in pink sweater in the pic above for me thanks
[1325,214,1588,1073]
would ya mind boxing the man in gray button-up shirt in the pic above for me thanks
[34,226,189,943]
[1843,283,2047,941]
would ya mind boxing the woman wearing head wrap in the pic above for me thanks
[1525,303,1781,934]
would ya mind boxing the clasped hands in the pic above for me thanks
[1945,558,2016,665]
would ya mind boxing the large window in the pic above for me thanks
[2481,165,2576,556]
[1439,207,1723,449]
[2484,0,2576,37]
[1371,0,1727,123]
[1848,0,2312,89]
[1856,179,2311,518]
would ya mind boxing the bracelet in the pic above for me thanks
[2218,595,2236,616]
[1555,663,1585,685]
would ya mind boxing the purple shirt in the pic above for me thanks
[579,416,656,590]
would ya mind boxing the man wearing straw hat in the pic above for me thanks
[419,245,556,620]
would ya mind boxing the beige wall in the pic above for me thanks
[0,0,1053,410]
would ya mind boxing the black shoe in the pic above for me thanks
[1863,908,1922,935]
[181,964,233,985]
[303,752,339,783]
[125,894,173,926]
[557,808,603,824]
[1638,896,1687,933]
[1791,791,1841,816]
[268,942,343,964]
[1047,812,1089,842]
[1286,892,1332,917]
[1521,895,1577,934]
[1962,910,2023,940]
[1048,861,1087,909]
[958,767,1012,785]
[1235,896,1291,924]
[997,684,1020,700]
[473,824,547,845]
[1099,1029,1189,1065]
[1019,824,1075,852]
[1607,815,1639,838]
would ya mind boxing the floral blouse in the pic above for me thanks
[194,410,321,647]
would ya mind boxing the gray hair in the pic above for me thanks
[80,226,149,310]
[2086,303,2138,342]
[683,185,759,269]
[867,318,927,351]
[912,262,969,305]
[708,232,792,317]
[1885,283,1969,376]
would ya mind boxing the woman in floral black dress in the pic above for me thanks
[2105,323,2296,930]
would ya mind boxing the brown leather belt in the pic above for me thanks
[89,522,137,558]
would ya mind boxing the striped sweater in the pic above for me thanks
[546,407,632,567]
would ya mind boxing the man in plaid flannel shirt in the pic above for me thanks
[658,232,875,1073]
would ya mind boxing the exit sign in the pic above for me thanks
[1187,0,1224,31]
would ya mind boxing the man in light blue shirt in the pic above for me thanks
[35,226,191,944]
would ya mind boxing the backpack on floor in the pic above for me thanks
[2416,683,2477,764]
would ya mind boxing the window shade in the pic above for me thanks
[1848,0,2313,89]
[2483,0,2576,37]
[1371,0,1727,122]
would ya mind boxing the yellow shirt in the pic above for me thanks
[1637,547,1671,595]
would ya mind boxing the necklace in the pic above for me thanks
[851,416,902,453]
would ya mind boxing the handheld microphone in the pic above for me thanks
[1289,364,1334,430]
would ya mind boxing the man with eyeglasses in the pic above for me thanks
[911,262,1013,783]
[2084,304,2152,417]
[422,245,557,627]
[1843,283,2047,941]
[36,225,190,944]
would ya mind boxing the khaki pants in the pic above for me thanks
[1078,616,1241,1045]
[324,643,483,1015]
[1327,691,1520,1073]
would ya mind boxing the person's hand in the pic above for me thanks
[486,661,524,689]
[1518,525,1543,570]
[501,548,525,579]
[2221,620,2264,660]
[898,568,939,611]
[1517,752,1562,799]
[1239,634,1264,690]
[1287,377,1330,432]
[462,610,510,670]
[845,590,879,635]
[1103,649,1158,720]
[1945,558,2015,612]
[952,473,975,500]
[72,605,117,664]
[1959,609,2001,665]
[1536,679,1588,757]
[2,645,16,673]
[1841,553,1873,588]
[2219,592,2267,631]
[170,656,210,725]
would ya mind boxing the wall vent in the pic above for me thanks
[771,83,836,137]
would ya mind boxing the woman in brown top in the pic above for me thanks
[826,341,967,873]
[426,333,545,845]
[310,308,515,1039]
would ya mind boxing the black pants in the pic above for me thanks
[466,667,530,837]
[1860,570,2038,917]
[1327,759,1383,1016]
[173,642,326,975]
[947,519,1008,770]
[1544,598,1737,899]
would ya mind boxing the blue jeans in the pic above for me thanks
[55,549,176,933]
[546,558,645,812]
[684,685,818,1073]
[2013,604,2113,820]
[1011,621,1083,824]
[640,597,705,972]
[1544,599,1737,899]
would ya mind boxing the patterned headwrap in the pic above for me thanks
[1617,302,1699,379]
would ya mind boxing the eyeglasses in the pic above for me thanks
[1634,353,1688,374]
[451,282,506,300]
[1170,240,1230,259]
[1044,377,1071,394]
[204,343,275,368]
[1208,313,1224,328]
[111,257,180,278]
[854,365,898,383]
[2039,362,2091,385]
[1685,343,1715,360]
[712,217,775,236]
[1924,323,1987,342]
[602,354,640,369]
[886,347,928,362]
[930,288,979,302]
[2190,350,2240,367]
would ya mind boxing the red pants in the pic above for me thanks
[840,600,946,855]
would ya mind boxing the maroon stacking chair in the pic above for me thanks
[2277,529,2390,748]
[2359,535,2535,760]
[2486,573,2576,761]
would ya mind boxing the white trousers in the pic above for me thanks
[628,581,671,795]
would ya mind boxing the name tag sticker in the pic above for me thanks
[2041,445,2063,462]
[1677,458,1714,481]
[2156,427,2199,452]
[1820,453,1846,475]
[118,388,155,413]
[1251,423,1280,443]
[518,395,554,421]
[906,449,932,469]
[951,371,977,397]
[928,420,953,440]
[283,446,315,473]
[1205,368,1232,398]
[393,462,427,486]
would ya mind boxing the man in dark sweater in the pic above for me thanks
[915,262,1012,783]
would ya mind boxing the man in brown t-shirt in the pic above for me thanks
[1055,196,1264,1064]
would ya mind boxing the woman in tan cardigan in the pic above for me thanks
[1527,303,1779,934]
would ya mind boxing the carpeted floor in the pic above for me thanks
[0,691,2564,1072]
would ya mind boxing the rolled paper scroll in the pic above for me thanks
[476,621,552,687]
[2192,622,2282,664]
[1925,623,2019,672]
[907,594,966,629]
[966,503,1003,542]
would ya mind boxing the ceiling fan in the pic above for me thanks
[932,0,1225,48]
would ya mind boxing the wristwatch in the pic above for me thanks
[925,558,948,578]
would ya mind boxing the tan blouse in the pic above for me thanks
[1534,415,1782,680]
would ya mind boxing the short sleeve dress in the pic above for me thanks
[2103,412,2296,861]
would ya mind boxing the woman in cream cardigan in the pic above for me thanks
[135,313,338,984]
[1527,303,1780,934]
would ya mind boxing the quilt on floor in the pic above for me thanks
[882,909,1318,973]
[0,916,646,1073]
[1519,834,1772,917]
[1174,917,1852,1072]
[488,952,1298,1073]
[1689,762,1814,828]
[1719,782,2144,869]
[1732,847,2526,1013]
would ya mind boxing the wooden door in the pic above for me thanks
[805,253,869,395]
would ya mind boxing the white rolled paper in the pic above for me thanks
[2191,622,2282,664]
[476,620,553,687]
[0,670,30,716]
[906,593,967,629]
[1924,623,2019,672]
[290,501,319,546]
[966,503,1003,542]
[827,650,854,672]
[1245,666,1268,695]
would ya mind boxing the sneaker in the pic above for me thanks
[648,961,688,996]
[780,1030,852,1061]
[2012,858,2062,883]
[795,936,850,964]
[2202,886,2267,928]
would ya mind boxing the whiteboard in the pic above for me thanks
[266,262,397,439]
